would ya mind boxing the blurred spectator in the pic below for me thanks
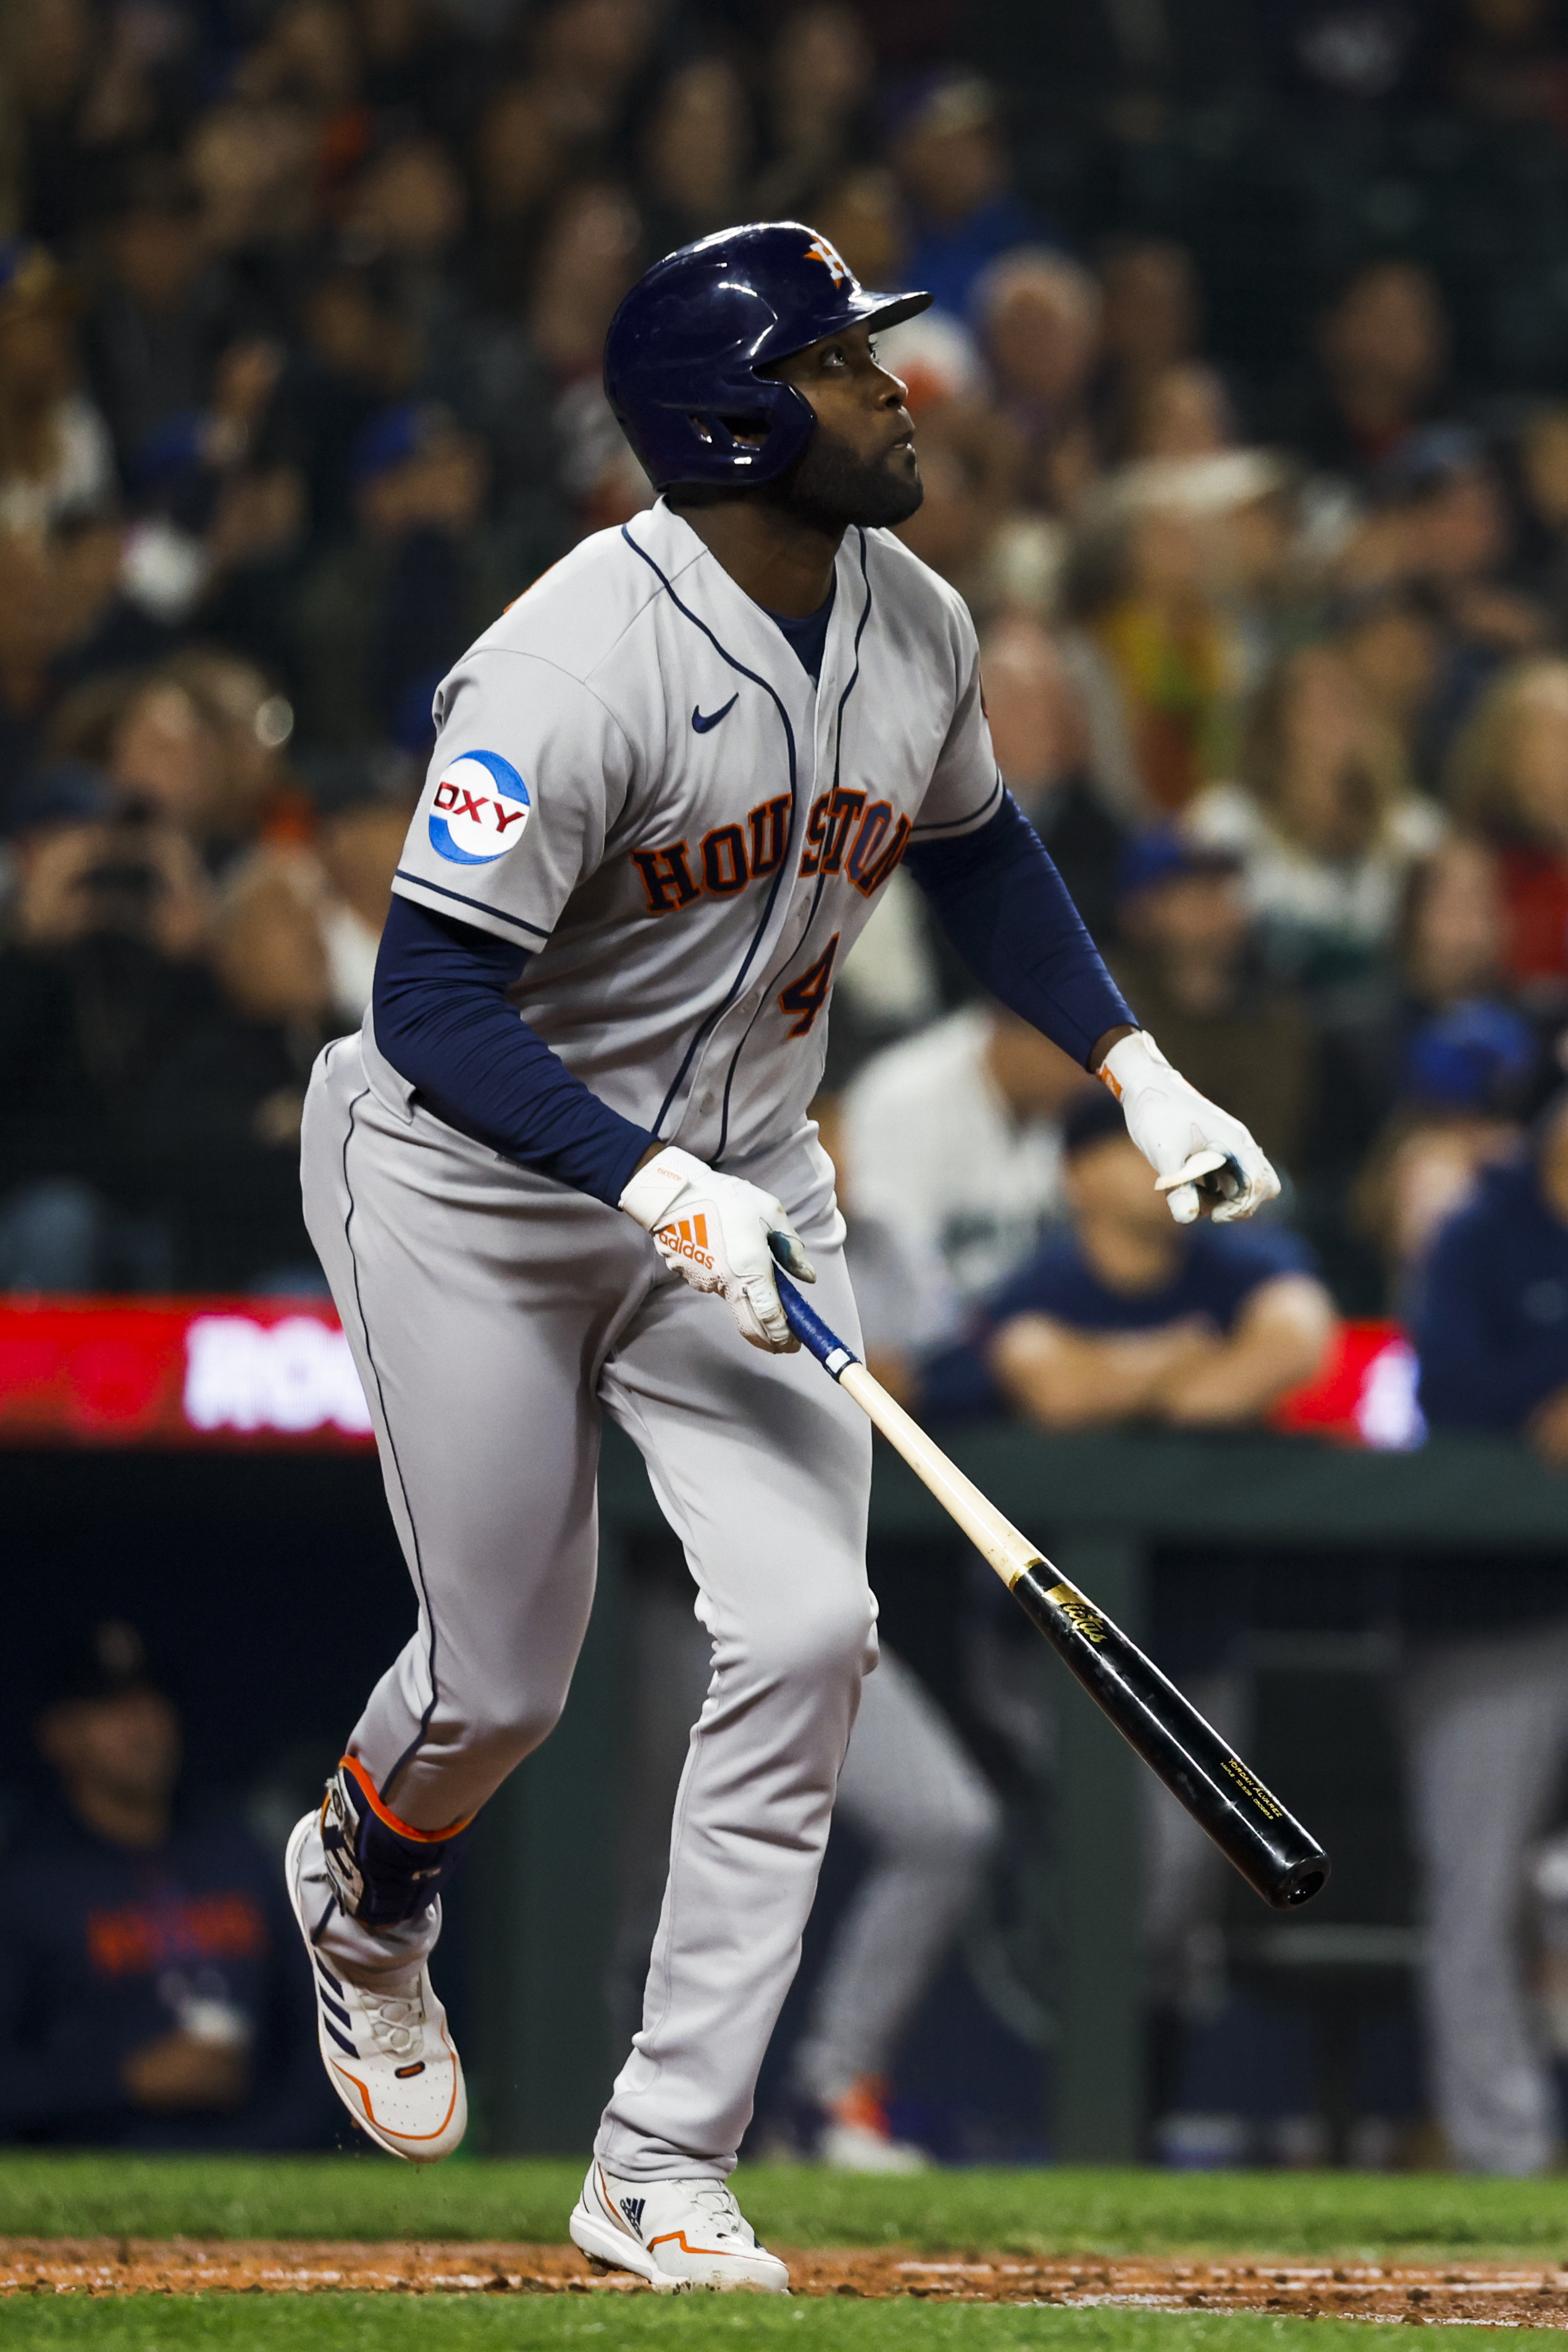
[0,773,211,1291]
[0,1621,329,2148]
[143,849,335,1292]
[1314,836,1519,1185]
[1268,2,1435,109]
[287,401,511,752]
[978,613,1130,942]
[79,156,251,484]
[1442,0,1568,125]
[1094,238,1205,465]
[842,1003,1096,1312]
[1277,260,1451,483]
[752,6,875,222]
[1063,488,1236,816]
[640,58,753,254]
[1407,1085,1568,2173]
[883,72,1045,324]
[1416,1085,1568,1457]
[1352,999,1537,1312]
[1187,643,1445,991]
[0,238,115,539]
[1331,584,1443,792]
[1107,828,1315,1170]
[975,248,1101,517]
[1447,655,1568,1004]
[935,1089,1333,1431]
[315,775,413,1022]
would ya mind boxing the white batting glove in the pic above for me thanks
[1100,1030,1280,1226]
[619,1145,815,1353]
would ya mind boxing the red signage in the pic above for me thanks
[0,1301,1421,1451]
[0,1299,374,1448]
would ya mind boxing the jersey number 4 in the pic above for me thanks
[778,935,840,1038]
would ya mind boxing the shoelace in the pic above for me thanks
[683,2182,749,2243]
[360,1986,426,2059]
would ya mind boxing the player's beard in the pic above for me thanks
[766,421,923,534]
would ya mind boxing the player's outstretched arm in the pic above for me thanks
[903,792,1279,1224]
[620,1146,815,1354]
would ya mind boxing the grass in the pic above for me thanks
[0,2304,1554,2351]
[4,2155,1568,2262]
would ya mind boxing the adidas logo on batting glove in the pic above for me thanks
[620,1145,815,1353]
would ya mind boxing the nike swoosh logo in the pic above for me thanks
[692,695,738,733]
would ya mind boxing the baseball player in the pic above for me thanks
[284,221,1278,2291]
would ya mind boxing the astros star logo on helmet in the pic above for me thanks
[805,235,849,285]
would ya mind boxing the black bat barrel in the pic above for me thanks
[1012,1563,1330,1911]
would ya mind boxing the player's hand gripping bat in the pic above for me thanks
[768,1250,1329,1912]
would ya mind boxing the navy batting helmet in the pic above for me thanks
[603,221,931,492]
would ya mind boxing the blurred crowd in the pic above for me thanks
[6,0,1568,1421]
[17,0,1568,2172]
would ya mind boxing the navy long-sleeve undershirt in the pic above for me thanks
[372,896,655,1204]
[372,792,1136,1204]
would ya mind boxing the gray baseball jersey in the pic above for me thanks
[389,497,1003,1161]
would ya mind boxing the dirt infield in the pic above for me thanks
[8,2240,1568,2319]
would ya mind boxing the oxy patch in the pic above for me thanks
[428,749,531,865]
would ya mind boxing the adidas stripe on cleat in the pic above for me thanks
[285,1808,467,2164]
[568,2161,789,2293]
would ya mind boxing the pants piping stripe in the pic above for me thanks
[339,1082,440,1804]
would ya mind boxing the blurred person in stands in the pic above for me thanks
[1094,238,1205,464]
[978,612,1129,943]
[79,155,255,487]
[929,1088,1333,1432]
[1314,835,1517,1190]
[0,1621,330,2149]
[842,1001,1096,1311]
[0,761,211,1290]
[1123,361,1236,466]
[338,132,471,340]
[883,72,1046,325]
[1331,584,1444,792]
[0,238,115,541]
[1514,403,1568,631]
[1276,259,1451,483]
[183,98,322,330]
[1107,828,1314,1174]
[1186,642,1445,992]
[1062,488,1235,817]
[1446,656,1568,1007]
[1348,428,1546,765]
[529,182,647,535]
[1353,998,1537,1316]
[287,401,514,754]
[1407,1082,1568,2174]
[751,6,875,222]
[144,847,335,1291]
[1441,0,1568,125]
[639,57,753,256]
[975,248,1101,518]
[314,773,413,1023]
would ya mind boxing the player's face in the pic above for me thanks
[766,324,923,530]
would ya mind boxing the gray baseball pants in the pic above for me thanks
[611,1583,999,2109]
[300,1025,876,2178]
[1401,1620,1568,2174]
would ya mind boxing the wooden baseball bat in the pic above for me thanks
[770,1259,1329,1912]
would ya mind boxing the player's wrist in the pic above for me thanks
[1097,1028,1168,1103]
[619,1145,711,1230]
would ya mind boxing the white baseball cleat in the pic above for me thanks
[569,2161,790,2292]
[817,2077,929,2173]
[285,1808,467,2163]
